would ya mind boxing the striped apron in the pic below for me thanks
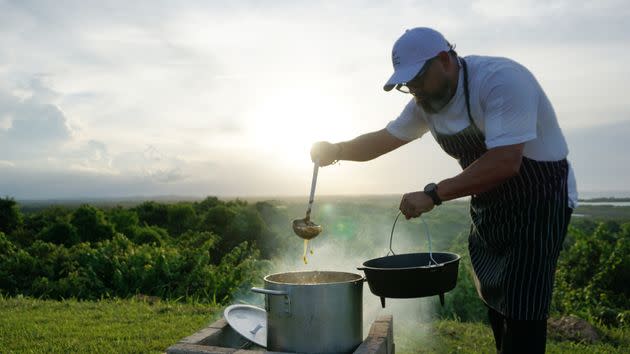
[430,59,572,320]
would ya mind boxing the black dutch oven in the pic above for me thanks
[358,212,461,308]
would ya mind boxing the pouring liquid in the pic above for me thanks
[302,239,315,264]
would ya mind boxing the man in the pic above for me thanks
[310,27,577,354]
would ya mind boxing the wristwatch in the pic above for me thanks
[423,183,442,206]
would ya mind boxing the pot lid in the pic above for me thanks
[223,304,267,347]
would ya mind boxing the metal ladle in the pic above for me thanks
[292,162,323,240]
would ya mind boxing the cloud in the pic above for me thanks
[65,139,114,174]
[0,160,15,167]
[8,100,71,142]
[0,1,629,198]
[147,168,187,183]
[0,79,73,160]
[0,74,190,184]
[111,145,189,183]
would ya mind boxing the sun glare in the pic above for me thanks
[247,88,354,165]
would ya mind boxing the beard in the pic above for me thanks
[415,78,455,114]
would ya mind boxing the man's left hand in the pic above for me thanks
[399,191,434,220]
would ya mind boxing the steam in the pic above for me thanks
[265,201,439,339]
[230,197,442,346]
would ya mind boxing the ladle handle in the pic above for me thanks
[305,161,319,219]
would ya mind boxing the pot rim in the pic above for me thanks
[263,270,364,286]
[359,252,461,271]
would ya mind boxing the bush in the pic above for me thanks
[552,221,630,326]
[0,198,275,305]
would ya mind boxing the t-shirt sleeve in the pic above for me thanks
[385,99,429,141]
[482,66,539,149]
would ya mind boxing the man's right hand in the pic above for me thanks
[310,141,342,167]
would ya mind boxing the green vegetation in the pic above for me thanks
[0,295,219,353]
[1,296,626,354]
[579,197,630,203]
[396,319,629,353]
[0,197,280,302]
[1,195,629,352]
[573,204,630,220]
[553,220,630,326]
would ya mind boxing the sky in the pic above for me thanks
[1,0,629,200]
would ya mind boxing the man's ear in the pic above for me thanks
[436,51,452,69]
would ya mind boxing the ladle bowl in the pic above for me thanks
[292,218,323,240]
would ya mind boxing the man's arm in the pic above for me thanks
[437,143,525,201]
[399,142,524,219]
[311,128,410,166]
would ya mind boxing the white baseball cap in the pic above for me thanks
[383,27,451,91]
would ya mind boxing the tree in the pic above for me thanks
[131,225,167,245]
[133,201,169,228]
[0,197,23,234]
[39,221,80,246]
[107,206,140,237]
[167,203,197,237]
[202,204,236,235]
[71,205,115,243]
[195,196,220,213]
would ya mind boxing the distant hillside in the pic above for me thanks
[579,197,630,202]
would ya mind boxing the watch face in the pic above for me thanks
[423,182,441,205]
[424,183,437,193]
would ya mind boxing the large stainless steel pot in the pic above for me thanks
[252,271,363,354]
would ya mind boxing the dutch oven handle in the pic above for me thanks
[387,211,404,256]
[390,211,439,266]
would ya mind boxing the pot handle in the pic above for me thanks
[251,287,291,315]
[356,267,367,271]
[251,287,288,296]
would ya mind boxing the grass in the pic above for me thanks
[1,296,628,353]
[0,295,221,353]
[396,319,630,354]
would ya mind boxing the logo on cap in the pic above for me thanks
[392,50,400,67]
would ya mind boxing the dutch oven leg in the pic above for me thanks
[380,297,386,308]
[439,293,445,307]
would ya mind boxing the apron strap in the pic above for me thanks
[460,58,477,129]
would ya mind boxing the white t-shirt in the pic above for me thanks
[386,55,577,208]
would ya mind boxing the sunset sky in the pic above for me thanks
[1,0,629,199]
